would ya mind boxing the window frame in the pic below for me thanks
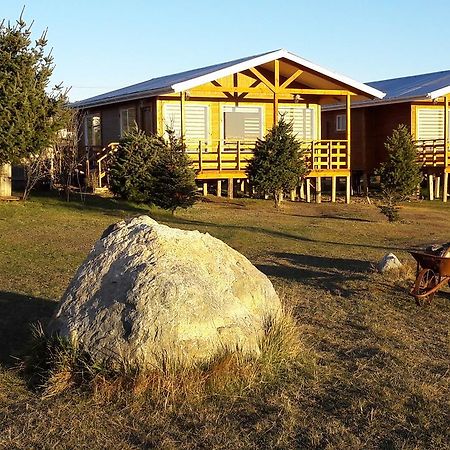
[84,113,102,147]
[278,105,317,140]
[221,105,264,142]
[336,114,347,132]
[120,107,137,137]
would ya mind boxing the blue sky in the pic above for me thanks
[2,0,450,101]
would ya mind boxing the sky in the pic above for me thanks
[2,0,450,101]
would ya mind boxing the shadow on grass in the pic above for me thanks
[257,253,371,297]
[31,191,150,216]
[161,215,405,253]
[286,213,374,223]
[0,291,57,367]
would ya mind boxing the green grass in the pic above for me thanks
[1,193,449,449]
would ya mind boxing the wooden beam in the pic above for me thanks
[274,60,280,89]
[228,178,234,199]
[283,88,355,96]
[273,60,279,124]
[180,92,186,138]
[316,177,322,203]
[443,172,448,203]
[273,92,278,124]
[346,93,351,174]
[306,179,311,203]
[444,95,449,197]
[280,69,303,89]
[331,176,337,203]
[217,179,222,197]
[196,85,271,94]
[249,67,276,92]
[345,175,351,204]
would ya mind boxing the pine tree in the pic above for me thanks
[377,125,422,222]
[108,127,159,203]
[246,117,309,207]
[0,11,67,197]
[150,129,197,214]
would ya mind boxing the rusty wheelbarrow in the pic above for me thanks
[409,245,450,305]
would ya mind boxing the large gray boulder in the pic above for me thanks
[50,216,281,369]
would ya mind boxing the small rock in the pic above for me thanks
[377,253,402,273]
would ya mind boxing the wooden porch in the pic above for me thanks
[415,139,450,201]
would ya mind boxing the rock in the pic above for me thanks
[377,253,402,273]
[49,216,281,370]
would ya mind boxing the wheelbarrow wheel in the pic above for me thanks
[413,268,437,305]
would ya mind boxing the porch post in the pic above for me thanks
[331,176,337,203]
[0,163,12,197]
[346,93,352,204]
[217,180,222,197]
[316,177,322,203]
[180,92,186,138]
[428,175,434,201]
[228,178,234,199]
[444,95,449,202]
[273,59,279,125]
[306,178,311,203]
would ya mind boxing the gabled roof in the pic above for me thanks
[367,70,450,101]
[72,49,385,109]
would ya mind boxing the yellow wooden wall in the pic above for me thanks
[155,72,321,142]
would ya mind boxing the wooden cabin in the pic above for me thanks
[73,49,384,203]
[322,70,450,201]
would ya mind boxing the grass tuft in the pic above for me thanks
[25,311,314,407]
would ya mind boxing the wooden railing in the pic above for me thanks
[415,139,450,168]
[185,139,349,173]
[84,143,118,188]
[85,139,350,189]
[301,140,349,171]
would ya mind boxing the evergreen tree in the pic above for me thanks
[377,125,422,222]
[108,128,197,213]
[108,127,159,203]
[246,117,308,207]
[0,12,67,181]
[150,129,197,214]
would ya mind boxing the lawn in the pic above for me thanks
[0,194,449,449]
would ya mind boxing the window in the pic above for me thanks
[336,114,346,132]
[163,103,209,141]
[278,106,316,139]
[120,107,137,136]
[85,114,101,146]
[416,108,450,140]
[223,106,263,140]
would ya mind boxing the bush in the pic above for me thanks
[108,128,197,212]
[108,128,160,203]
[246,117,308,207]
[377,125,422,222]
[150,129,197,214]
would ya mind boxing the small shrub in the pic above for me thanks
[108,128,197,212]
[108,127,159,203]
[150,129,198,214]
[246,117,309,208]
[377,125,422,222]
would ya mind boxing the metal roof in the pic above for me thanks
[367,70,450,101]
[72,49,385,109]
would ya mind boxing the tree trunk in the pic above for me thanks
[0,163,12,197]
[274,189,283,208]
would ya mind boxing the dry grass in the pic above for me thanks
[0,192,449,449]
